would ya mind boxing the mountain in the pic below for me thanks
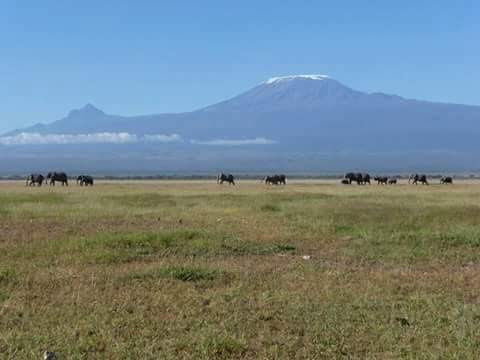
[2,75,480,174]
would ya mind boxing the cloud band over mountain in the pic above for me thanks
[191,138,277,146]
[0,132,276,146]
[0,132,181,145]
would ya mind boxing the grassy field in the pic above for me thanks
[1,179,480,359]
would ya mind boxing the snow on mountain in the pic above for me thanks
[263,74,330,84]
[200,75,369,112]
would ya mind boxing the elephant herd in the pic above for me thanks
[25,171,454,188]
[26,172,94,187]
[342,172,454,185]
[343,172,372,185]
[216,173,288,186]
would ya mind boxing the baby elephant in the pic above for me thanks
[77,175,94,186]
[440,176,453,184]
[374,176,388,185]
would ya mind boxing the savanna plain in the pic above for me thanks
[1,179,480,359]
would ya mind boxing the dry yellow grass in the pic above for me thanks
[1,180,480,358]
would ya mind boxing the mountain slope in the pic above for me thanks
[2,75,480,173]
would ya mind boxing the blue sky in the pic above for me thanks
[1,1,478,133]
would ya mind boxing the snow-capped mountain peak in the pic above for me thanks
[263,74,330,84]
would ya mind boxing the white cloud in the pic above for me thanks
[0,133,275,146]
[144,134,183,143]
[191,137,277,146]
[0,132,183,145]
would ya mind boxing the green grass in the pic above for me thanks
[103,193,177,208]
[0,192,66,206]
[199,335,248,359]
[260,203,281,212]
[124,265,221,282]
[0,267,17,285]
[69,230,297,264]
[2,180,480,358]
